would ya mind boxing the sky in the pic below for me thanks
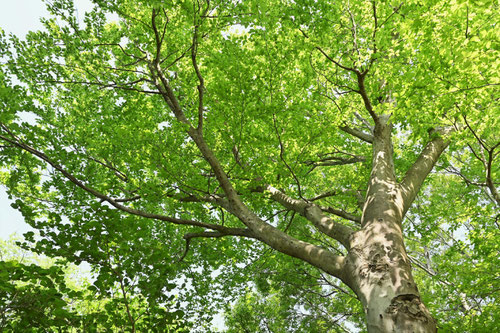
[0,0,94,239]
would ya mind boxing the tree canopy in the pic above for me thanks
[0,0,498,331]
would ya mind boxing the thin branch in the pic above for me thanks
[354,112,374,132]
[346,1,361,61]
[379,3,403,29]
[486,147,500,205]
[463,114,489,151]
[179,228,256,261]
[44,79,160,95]
[283,211,296,233]
[315,46,359,73]
[0,130,232,233]
[82,153,129,182]
[371,0,378,59]
[445,167,487,187]
[273,114,303,198]
[320,206,361,224]
[113,195,141,203]
[191,3,209,133]
[444,83,499,95]
[95,43,144,61]
[160,44,194,66]
[309,191,338,202]
[356,72,378,122]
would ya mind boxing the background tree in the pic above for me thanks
[0,236,189,332]
[0,0,498,332]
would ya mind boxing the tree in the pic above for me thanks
[0,0,498,331]
[0,236,190,332]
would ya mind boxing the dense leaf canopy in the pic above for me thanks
[0,0,498,331]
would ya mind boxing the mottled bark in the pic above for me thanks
[345,213,436,332]
[341,116,439,332]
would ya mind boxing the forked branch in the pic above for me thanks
[265,186,354,249]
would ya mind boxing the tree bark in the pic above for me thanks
[345,214,437,332]
[341,115,437,332]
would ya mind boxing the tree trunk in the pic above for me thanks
[341,115,437,332]
[345,218,437,332]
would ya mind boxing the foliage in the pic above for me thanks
[0,237,81,331]
[0,236,189,332]
[0,0,498,331]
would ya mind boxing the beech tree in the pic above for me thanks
[0,0,498,332]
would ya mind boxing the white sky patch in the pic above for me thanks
[221,24,251,39]
[157,121,171,130]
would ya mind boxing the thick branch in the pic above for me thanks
[400,128,452,215]
[339,125,374,143]
[145,56,347,279]
[266,186,354,249]
[370,114,396,183]
[360,114,400,225]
